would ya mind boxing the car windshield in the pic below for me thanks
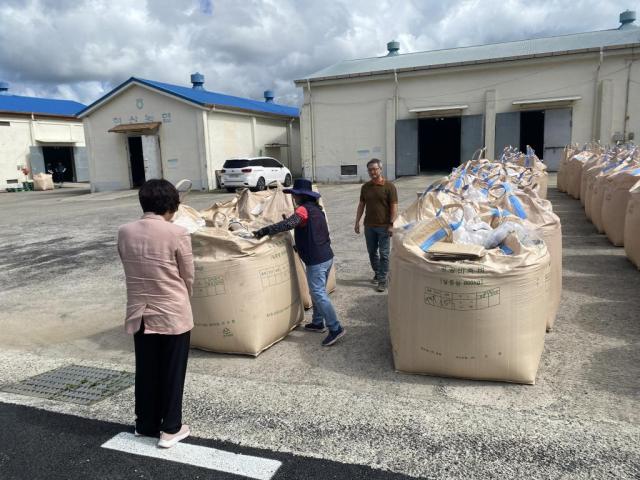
[223,159,250,168]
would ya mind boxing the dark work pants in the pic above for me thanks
[134,320,190,436]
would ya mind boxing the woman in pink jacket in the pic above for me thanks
[117,179,194,448]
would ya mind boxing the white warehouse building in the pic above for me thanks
[294,10,640,181]
[79,74,300,192]
[0,82,87,190]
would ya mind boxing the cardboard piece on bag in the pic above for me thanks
[426,241,486,260]
[624,180,640,268]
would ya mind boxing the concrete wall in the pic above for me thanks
[207,110,300,183]
[207,111,254,182]
[289,119,302,177]
[83,84,204,192]
[0,116,85,188]
[300,47,640,181]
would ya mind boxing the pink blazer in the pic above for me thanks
[117,213,194,335]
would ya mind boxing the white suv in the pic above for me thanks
[220,157,292,192]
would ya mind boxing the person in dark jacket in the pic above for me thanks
[253,179,345,346]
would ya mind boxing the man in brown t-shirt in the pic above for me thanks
[354,158,398,292]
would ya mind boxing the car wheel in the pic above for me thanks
[256,177,266,191]
[226,187,236,193]
[284,174,292,187]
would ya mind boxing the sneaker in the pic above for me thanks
[370,276,379,284]
[377,281,387,292]
[135,429,159,438]
[157,425,190,449]
[304,323,327,333]
[322,327,345,346]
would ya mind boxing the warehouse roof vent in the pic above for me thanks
[190,72,205,90]
[619,10,637,29]
[0,81,9,95]
[264,90,274,103]
[386,40,400,56]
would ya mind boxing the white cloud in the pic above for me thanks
[0,0,635,106]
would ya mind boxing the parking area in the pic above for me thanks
[0,176,639,478]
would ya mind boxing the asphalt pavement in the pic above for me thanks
[0,402,417,480]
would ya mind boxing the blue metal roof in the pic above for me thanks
[79,77,299,118]
[297,27,640,82]
[0,94,85,117]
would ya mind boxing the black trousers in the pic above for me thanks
[134,321,190,436]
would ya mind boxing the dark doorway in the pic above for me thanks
[519,110,545,159]
[43,146,75,182]
[419,117,461,172]
[127,136,145,187]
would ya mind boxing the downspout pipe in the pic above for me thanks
[307,79,316,181]
[591,47,604,141]
[623,51,634,140]
[394,69,399,120]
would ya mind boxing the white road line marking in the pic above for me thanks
[101,432,282,480]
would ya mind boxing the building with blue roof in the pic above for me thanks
[0,83,88,190]
[293,10,640,181]
[78,74,300,192]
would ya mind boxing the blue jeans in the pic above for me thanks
[364,226,390,282]
[305,258,341,332]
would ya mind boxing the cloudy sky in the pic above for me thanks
[0,0,635,107]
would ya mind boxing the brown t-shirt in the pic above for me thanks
[360,179,398,226]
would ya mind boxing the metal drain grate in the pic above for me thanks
[1,364,134,405]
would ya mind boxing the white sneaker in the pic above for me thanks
[157,425,190,448]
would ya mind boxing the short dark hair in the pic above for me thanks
[138,179,180,215]
[367,158,382,169]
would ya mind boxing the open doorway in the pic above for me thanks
[127,136,145,187]
[418,117,461,172]
[520,110,545,159]
[43,146,75,182]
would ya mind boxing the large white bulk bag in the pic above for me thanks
[388,216,551,385]
[624,180,640,268]
[602,167,640,246]
[189,230,304,356]
[33,172,54,191]
[175,188,305,356]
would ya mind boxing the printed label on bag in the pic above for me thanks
[424,286,500,310]
[193,275,226,298]
[259,261,291,288]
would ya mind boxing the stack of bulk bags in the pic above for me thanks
[389,151,558,384]
[624,180,640,268]
[602,166,640,246]
[389,207,551,384]
[173,187,304,356]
